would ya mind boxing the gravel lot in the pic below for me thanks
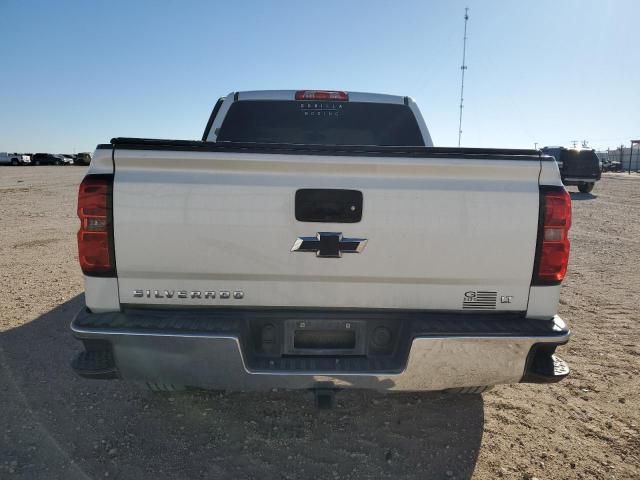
[1,167,638,479]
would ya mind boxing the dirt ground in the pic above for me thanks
[0,166,638,480]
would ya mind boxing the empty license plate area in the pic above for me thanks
[284,319,366,356]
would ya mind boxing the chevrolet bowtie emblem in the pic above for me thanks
[291,232,367,258]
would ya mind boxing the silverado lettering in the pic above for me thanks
[131,290,244,299]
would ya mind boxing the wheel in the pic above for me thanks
[578,182,594,193]
[11,159,19,166]
[55,160,62,165]
[34,160,41,166]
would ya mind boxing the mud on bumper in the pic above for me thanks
[70,307,570,391]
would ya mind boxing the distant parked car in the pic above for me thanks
[61,154,75,165]
[542,147,601,193]
[0,152,14,165]
[74,152,92,165]
[31,153,65,165]
[602,159,622,172]
[0,152,30,165]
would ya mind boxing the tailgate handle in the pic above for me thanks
[295,189,362,223]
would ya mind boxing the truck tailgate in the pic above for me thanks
[111,145,542,311]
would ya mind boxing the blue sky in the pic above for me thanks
[1,0,638,153]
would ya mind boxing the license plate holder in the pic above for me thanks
[283,319,366,356]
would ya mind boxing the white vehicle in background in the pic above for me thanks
[0,152,31,165]
[71,90,572,404]
[61,154,75,165]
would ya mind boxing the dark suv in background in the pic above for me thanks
[31,153,71,165]
[542,147,602,193]
[31,153,62,165]
[74,152,92,165]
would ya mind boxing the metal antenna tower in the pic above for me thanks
[457,7,469,147]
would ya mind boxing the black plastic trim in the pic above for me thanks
[521,342,570,383]
[71,340,119,380]
[73,307,565,337]
[295,189,363,223]
[105,138,547,161]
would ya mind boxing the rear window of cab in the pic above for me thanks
[216,100,425,146]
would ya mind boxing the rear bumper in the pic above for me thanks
[70,307,570,391]
[562,176,600,184]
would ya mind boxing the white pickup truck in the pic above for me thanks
[0,152,30,165]
[71,90,571,398]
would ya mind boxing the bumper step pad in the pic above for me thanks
[71,348,118,380]
[522,349,570,384]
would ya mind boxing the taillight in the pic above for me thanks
[77,175,115,276]
[295,90,349,101]
[533,186,571,285]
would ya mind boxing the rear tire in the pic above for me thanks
[34,160,41,166]
[578,182,594,193]
[11,159,19,166]
[55,160,62,166]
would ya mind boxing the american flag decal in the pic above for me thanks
[463,291,497,310]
